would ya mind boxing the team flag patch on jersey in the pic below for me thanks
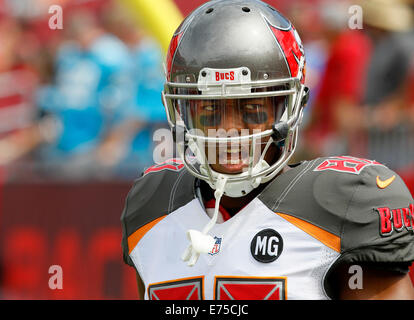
[148,277,203,300]
[214,277,286,300]
[208,236,222,256]
[143,158,184,176]
[314,156,384,175]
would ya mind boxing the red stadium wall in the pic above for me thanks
[0,181,138,299]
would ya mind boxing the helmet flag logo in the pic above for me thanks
[268,23,305,82]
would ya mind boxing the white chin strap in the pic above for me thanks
[201,159,270,198]
[181,135,272,266]
[182,175,228,266]
[181,160,270,267]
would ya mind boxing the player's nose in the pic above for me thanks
[221,100,243,133]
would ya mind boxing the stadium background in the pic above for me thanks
[0,0,413,299]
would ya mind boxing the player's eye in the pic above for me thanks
[243,104,261,111]
[199,102,221,126]
[242,104,267,124]
[203,104,219,112]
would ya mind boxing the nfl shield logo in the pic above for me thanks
[209,237,222,255]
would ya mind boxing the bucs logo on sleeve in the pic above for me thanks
[375,204,414,237]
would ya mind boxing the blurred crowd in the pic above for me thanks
[0,0,167,181]
[0,0,413,183]
[289,0,414,184]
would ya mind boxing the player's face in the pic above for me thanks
[189,96,284,174]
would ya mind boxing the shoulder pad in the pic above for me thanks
[120,159,195,265]
[260,156,414,257]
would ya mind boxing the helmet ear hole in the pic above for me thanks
[242,7,251,12]
[272,122,289,142]
[206,8,214,14]
[301,87,310,107]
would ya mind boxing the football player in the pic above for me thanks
[121,0,414,300]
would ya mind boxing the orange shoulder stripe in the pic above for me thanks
[128,215,167,254]
[275,212,341,253]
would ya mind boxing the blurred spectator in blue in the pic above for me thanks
[94,38,168,178]
[97,2,169,178]
[125,39,167,171]
[0,2,169,181]
[35,9,137,179]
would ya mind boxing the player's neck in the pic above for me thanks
[220,183,267,216]
[199,165,291,217]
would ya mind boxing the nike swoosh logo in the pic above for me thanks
[376,175,396,189]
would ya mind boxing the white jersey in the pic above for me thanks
[121,157,414,300]
[131,197,338,300]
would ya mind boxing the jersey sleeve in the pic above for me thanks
[339,164,414,263]
[121,183,139,267]
[322,160,414,297]
[120,160,195,268]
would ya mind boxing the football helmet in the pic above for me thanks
[162,0,309,198]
